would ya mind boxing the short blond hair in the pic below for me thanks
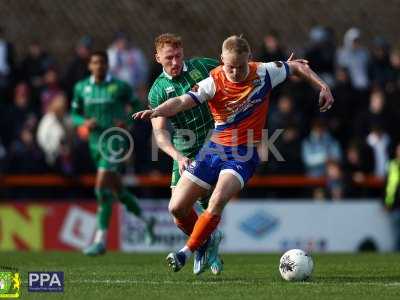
[154,33,182,52]
[222,35,251,54]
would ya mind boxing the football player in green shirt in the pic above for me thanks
[148,34,222,275]
[71,51,155,256]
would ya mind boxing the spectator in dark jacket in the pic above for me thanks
[305,26,336,86]
[62,36,92,99]
[256,31,287,62]
[18,41,55,101]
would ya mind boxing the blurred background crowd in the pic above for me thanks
[0,24,399,199]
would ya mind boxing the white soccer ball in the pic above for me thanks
[279,249,314,281]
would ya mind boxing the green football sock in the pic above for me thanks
[94,188,114,230]
[118,188,142,217]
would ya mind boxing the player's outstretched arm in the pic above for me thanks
[132,94,197,120]
[287,61,334,112]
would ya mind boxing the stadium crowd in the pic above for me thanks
[0,26,399,199]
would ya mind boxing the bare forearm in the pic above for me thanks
[153,97,184,117]
[154,133,181,160]
[289,62,328,90]
[152,94,197,118]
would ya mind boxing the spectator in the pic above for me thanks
[18,41,54,99]
[337,27,370,91]
[8,125,46,173]
[40,68,63,114]
[268,94,302,134]
[2,82,38,147]
[256,31,286,62]
[62,36,92,99]
[386,48,400,115]
[281,76,316,126]
[369,36,392,89]
[302,119,342,177]
[259,124,304,175]
[325,160,345,200]
[366,124,390,178]
[343,139,374,196]
[0,137,6,173]
[0,26,16,103]
[384,142,400,250]
[37,93,73,174]
[107,32,148,101]
[327,67,356,145]
[305,26,336,86]
[354,89,393,139]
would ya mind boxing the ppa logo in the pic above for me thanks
[28,272,64,292]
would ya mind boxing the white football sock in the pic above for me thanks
[94,229,107,246]
[179,246,193,260]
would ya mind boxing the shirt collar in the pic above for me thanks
[162,62,188,80]
[90,73,112,84]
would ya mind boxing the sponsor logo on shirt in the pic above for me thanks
[165,86,175,95]
[189,69,203,82]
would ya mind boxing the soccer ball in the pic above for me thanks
[279,249,314,281]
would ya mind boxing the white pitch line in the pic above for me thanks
[67,279,256,285]
[21,279,400,287]
[65,280,400,287]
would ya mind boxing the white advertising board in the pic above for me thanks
[120,200,395,252]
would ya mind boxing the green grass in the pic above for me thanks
[1,252,400,300]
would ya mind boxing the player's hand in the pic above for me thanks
[83,118,97,130]
[319,85,334,112]
[132,109,156,120]
[287,52,309,65]
[177,155,192,175]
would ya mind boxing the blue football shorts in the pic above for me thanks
[183,141,260,190]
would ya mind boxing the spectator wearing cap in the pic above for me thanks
[62,36,92,100]
[326,67,356,145]
[369,36,392,89]
[305,26,336,87]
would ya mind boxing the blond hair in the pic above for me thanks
[154,33,182,52]
[222,35,251,54]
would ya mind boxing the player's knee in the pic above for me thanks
[168,202,188,219]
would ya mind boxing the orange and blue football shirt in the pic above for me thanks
[187,61,289,146]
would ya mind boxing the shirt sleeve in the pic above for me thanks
[186,76,216,105]
[264,61,289,89]
[70,83,85,127]
[148,85,165,109]
[201,57,220,71]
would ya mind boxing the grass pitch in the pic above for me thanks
[1,252,400,300]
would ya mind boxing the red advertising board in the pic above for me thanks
[0,202,119,251]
